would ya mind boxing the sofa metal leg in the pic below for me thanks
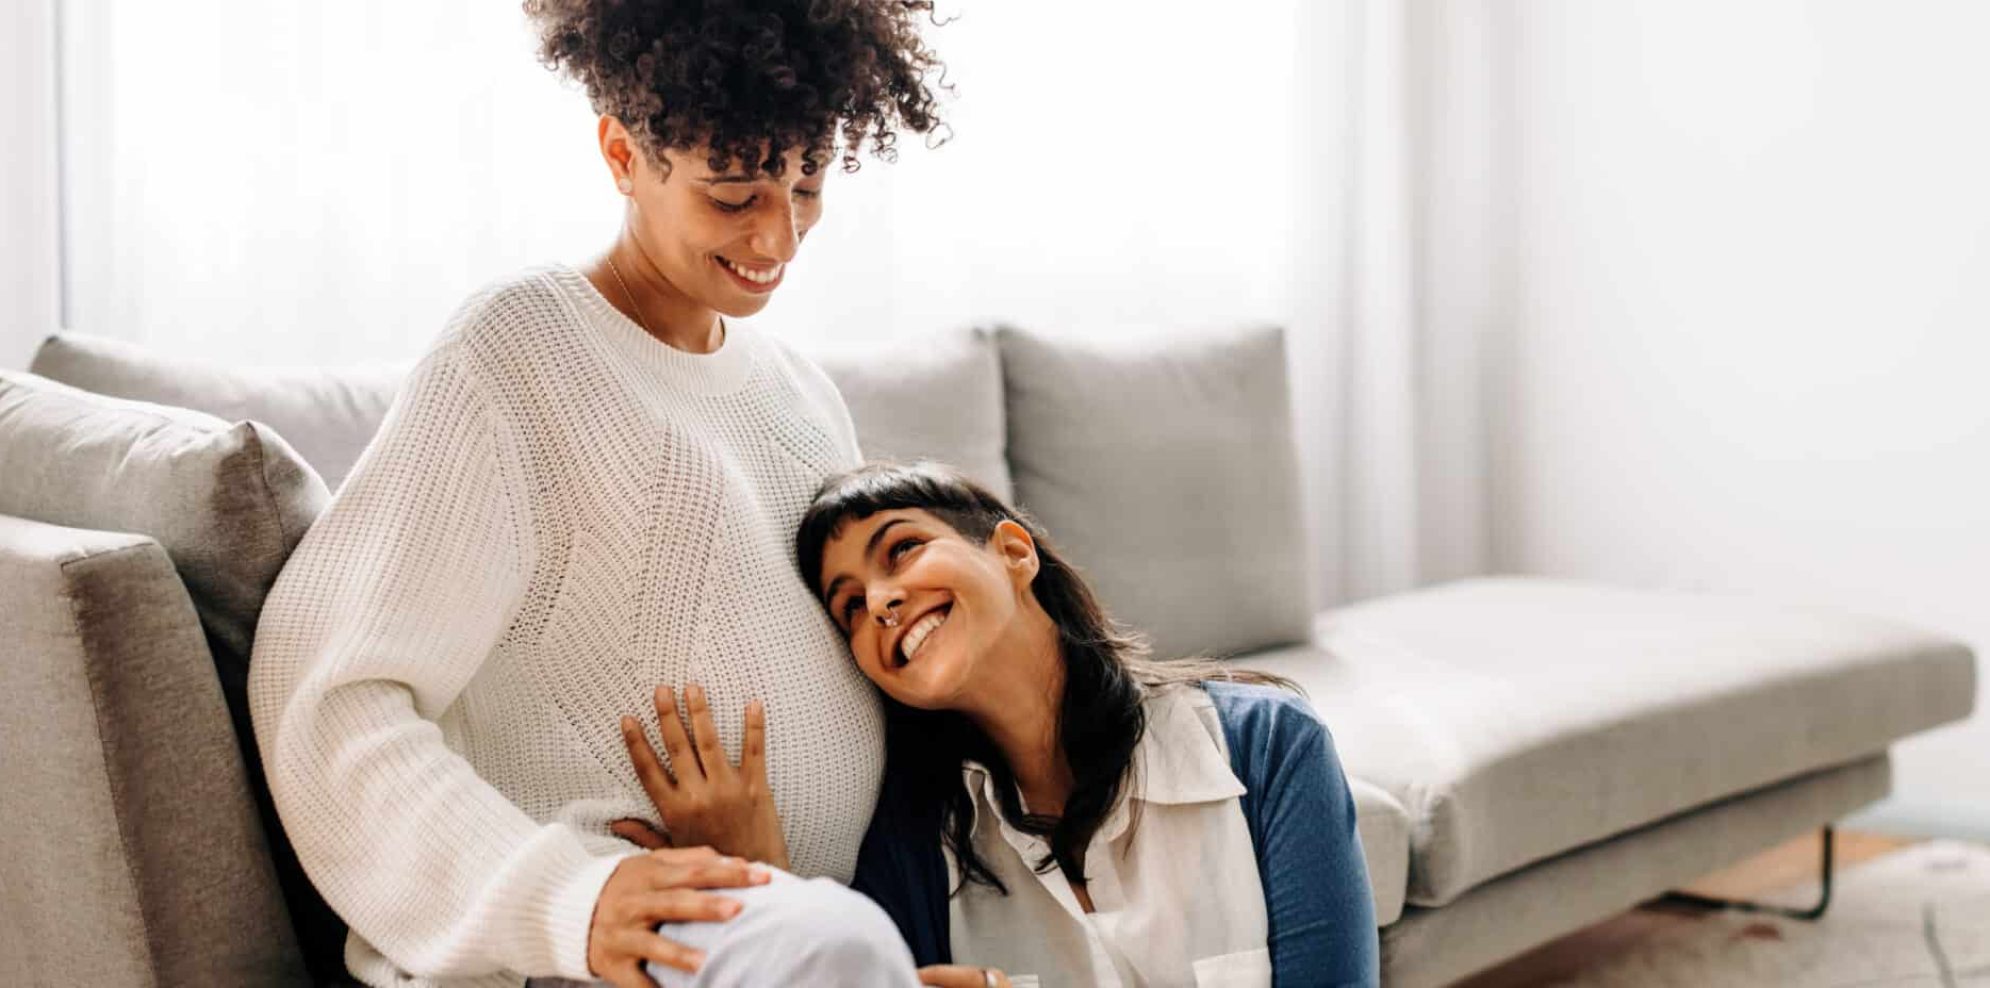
[1656,826,1834,921]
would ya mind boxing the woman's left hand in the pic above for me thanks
[918,966,1014,988]
[611,684,790,871]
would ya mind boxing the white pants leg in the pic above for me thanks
[530,868,920,987]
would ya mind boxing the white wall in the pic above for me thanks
[1492,0,1990,837]
[1,0,61,370]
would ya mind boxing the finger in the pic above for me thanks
[634,888,745,925]
[917,966,994,988]
[631,930,708,975]
[658,858,769,891]
[740,699,767,777]
[684,684,730,781]
[649,844,722,865]
[599,958,658,988]
[653,686,703,781]
[610,818,670,850]
[621,715,678,805]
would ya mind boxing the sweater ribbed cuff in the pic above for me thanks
[546,849,641,980]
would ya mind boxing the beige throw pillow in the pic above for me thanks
[997,325,1314,661]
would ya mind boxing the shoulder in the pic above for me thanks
[385,267,587,427]
[1201,679,1329,751]
[436,264,585,358]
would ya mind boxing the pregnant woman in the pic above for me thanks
[247,3,946,986]
[620,462,1382,986]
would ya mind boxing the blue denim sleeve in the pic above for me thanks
[1212,682,1382,988]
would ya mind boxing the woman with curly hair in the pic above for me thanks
[248,3,948,986]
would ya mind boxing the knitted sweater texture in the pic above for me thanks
[247,264,881,987]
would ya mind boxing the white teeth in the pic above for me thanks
[721,257,781,284]
[898,609,948,665]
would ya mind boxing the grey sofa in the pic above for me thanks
[1,324,1976,987]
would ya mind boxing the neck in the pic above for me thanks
[601,226,724,354]
[962,600,1073,815]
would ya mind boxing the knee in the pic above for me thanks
[751,876,911,973]
[672,873,914,986]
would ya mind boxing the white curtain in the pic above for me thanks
[57,0,1495,610]
[3,0,61,371]
[1306,0,1499,603]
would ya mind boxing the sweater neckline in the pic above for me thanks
[548,262,759,396]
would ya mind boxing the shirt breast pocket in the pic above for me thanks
[1191,946,1273,988]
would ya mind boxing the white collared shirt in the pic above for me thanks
[948,685,1272,987]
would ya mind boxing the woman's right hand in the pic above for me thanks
[586,845,769,987]
[615,684,790,870]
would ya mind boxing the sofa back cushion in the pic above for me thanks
[32,332,405,493]
[803,328,1013,502]
[33,329,1014,503]
[0,369,347,980]
[997,325,1313,660]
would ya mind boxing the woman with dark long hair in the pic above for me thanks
[624,461,1379,985]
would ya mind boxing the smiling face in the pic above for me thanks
[609,120,827,318]
[816,508,1041,711]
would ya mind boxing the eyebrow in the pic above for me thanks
[820,518,912,614]
[698,174,826,187]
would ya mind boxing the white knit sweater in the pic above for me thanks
[248,264,882,987]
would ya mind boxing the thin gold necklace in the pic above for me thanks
[605,256,656,338]
[606,256,722,348]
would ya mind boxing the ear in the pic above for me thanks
[599,115,635,185]
[990,519,1039,590]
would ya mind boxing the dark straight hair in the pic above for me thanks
[796,460,1295,894]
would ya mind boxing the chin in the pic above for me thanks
[716,294,774,317]
[881,673,952,712]
[885,654,975,713]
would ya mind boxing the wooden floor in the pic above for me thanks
[1451,830,1915,988]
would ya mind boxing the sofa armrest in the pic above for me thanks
[0,513,308,985]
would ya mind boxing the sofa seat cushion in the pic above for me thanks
[1237,577,1975,908]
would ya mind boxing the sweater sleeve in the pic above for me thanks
[1214,683,1382,988]
[248,344,632,981]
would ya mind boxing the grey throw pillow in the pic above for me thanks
[998,325,1313,660]
[0,369,329,703]
[31,332,405,492]
[805,328,1014,501]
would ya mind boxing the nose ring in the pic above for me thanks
[878,600,903,628]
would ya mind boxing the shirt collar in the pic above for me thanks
[956,685,1246,836]
[1127,685,1248,806]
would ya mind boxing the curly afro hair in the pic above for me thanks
[524,0,948,177]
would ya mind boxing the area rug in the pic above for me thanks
[1554,840,1990,987]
